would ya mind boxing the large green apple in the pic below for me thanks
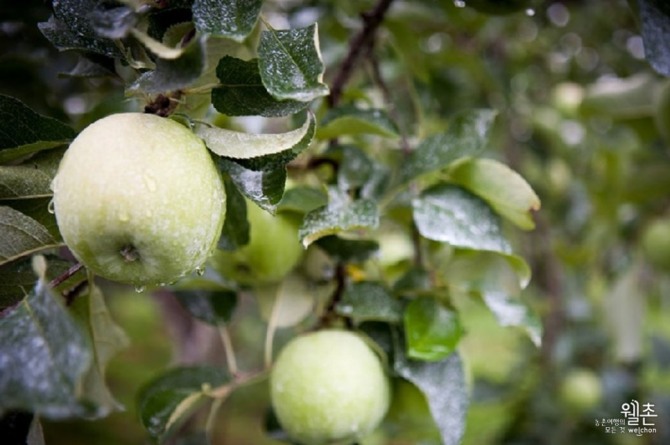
[52,113,226,286]
[209,201,303,285]
[270,330,390,445]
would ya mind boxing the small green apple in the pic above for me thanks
[52,113,226,286]
[559,368,602,413]
[642,218,670,272]
[210,202,303,285]
[270,330,390,445]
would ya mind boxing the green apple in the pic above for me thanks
[52,113,226,286]
[210,202,303,285]
[559,368,602,413]
[270,330,390,445]
[642,218,670,272]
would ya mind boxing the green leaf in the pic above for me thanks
[398,109,497,185]
[0,148,63,200]
[448,158,540,230]
[70,284,130,417]
[130,35,206,94]
[212,56,309,117]
[218,158,286,211]
[442,249,528,295]
[276,186,328,215]
[38,15,122,59]
[258,24,329,102]
[322,145,374,193]
[317,106,400,139]
[413,184,511,253]
[637,0,670,76]
[404,298,463,361]
[314,235,379,263]
[5,198,61,241]
[198,112,315,160]
[299,189,380,248]
[218,176,250,251]
[482,292,542,347]
[0,280,92,418]
[0,95,75,164]
[336,281,403,324]
[138,366,230,443]
[193,0,261,41]
[394,350,468,445]
[174,289,238,325]
[0,206,61,267]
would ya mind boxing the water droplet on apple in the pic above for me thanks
[134,285,145,293]
[47,199,55,214]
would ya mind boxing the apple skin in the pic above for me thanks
[210,202,303,285]
[270,330,390,445]
[559,369,602,413]
[52,113,226,286]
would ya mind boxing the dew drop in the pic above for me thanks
[525,8,535,16]
[47,199,55,214]
[454,0,466,8]
[134,285,145,293]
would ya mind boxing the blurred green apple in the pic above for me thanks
[270,330,390,445]
[210,202,303,285]
[642,218,670,272]
[52,113,226,286]
[559,368,602,412]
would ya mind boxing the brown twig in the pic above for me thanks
[48,262,84,289]
[328,0,396,108]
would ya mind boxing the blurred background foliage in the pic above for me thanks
[2,0,669,444]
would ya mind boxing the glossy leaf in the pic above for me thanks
[299,189,379,247]
[317,106,400,139]
[0,206,61,267]
[199,113,315,160]
[399,109,497,185]
[276,186,328,215]
[193,0,262,41]
[412,184,511,253]
[336,281,403,324]
[448,158,541,230]
[0,148,63,200]
[314,235,379,263]
[130,36,206,94]
[637,0,670,76]
[218,176,250,251]
[258,24,329,102]
[404,298,463,361]
[0,95,75,164]
[138,367,229,443]
[394,350,468,445]
[70,284,130,417]
[218,158,286,211]
[212,56,309,117]
[38,16,121,59]
[174,289,238,325]
[0,280,92,418]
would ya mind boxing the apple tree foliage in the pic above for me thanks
[1,0,670,444]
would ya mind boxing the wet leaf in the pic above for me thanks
[138,367,230,443]
[482,292,542,347]
[336,281,403,324]
[218,176,250,251]
[314,235,379,263]
[212,56,309,117]
[448,158,540,230]
[0,148,64,201]
[394,350,468,445]
[0,280,92,418]
[412,184,511,254]
[404,298,463,361]
[299,189,379,247]
[193,0,262,41]
[258,24,329,102]
[38,15,121,59]
[0,95,75,164]
[317,106,400,139]
[218,158,286,212]
[0,206,62,267]
[399,109,497,185]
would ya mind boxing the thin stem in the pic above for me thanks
[205,396,226,442]
[48,262,84,289]
[218,324,239,377]
[328,0,396,107]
